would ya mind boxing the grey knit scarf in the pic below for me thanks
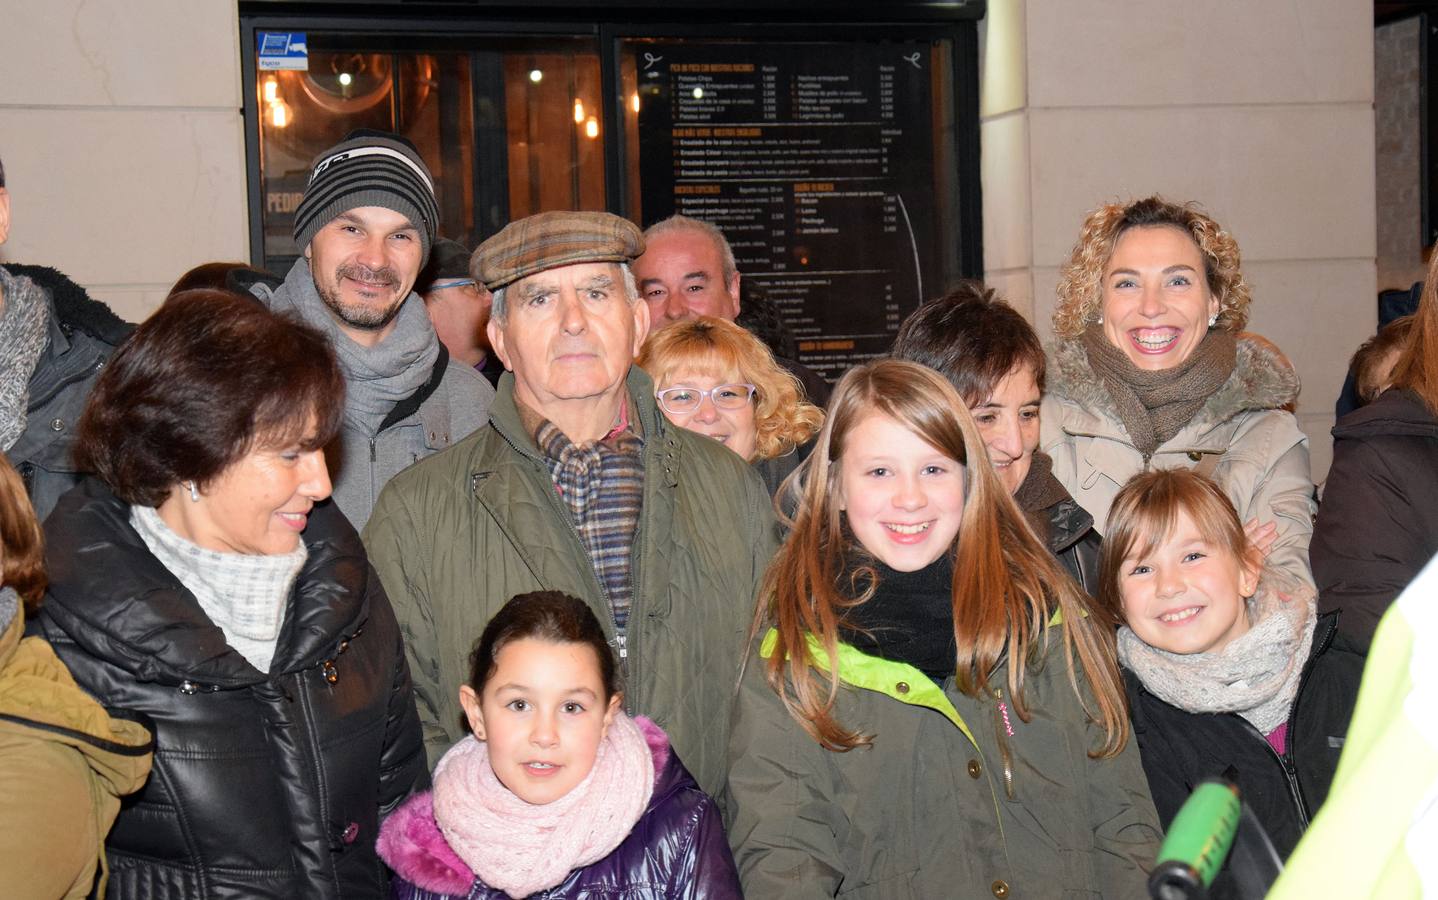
[1118,575,1316,734]
[0,586,18,636]
[0,267,51,452]
[267,258,438,437]
[131,504,308,674]
[1080,325,1237,459]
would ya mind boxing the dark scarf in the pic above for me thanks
[1012,451,1069,544]
[1080,325,1237,459]
[838,554,956,682]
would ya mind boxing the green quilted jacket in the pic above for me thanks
[725,628,1163,899]
[363,366,778,794]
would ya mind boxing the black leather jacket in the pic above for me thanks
[37,480,427,899]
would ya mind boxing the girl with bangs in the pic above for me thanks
[725,358,1161,899]
[1097,469,1363,897]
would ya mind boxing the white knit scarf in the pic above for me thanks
[130,505,307,673]
[432,711,655,897]
[0,267,50,452]
[1118,575,1317,734]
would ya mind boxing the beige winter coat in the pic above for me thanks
[1040,334,1316,588]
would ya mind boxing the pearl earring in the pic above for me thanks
[1096,313,1104,324]
[188,481,200,502]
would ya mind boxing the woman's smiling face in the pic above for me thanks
[1100,226,1220,370]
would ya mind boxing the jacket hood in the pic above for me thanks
[379,716,674,894]
[42,479,372,688]
[1048,332,1300,432]
[1332,387,1438,440]
[0,609,153,798]
[3,263,132,345]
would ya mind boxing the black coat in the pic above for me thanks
[1124,612,1364,898]
[1312,388,1438,652]
[1016,453,1102,597]
[1044,493,1102,598]
[37,480,428,899]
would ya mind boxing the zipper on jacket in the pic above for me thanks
[1233,714,1308,829]
[992,687,1016,800]
[369,438,377,463]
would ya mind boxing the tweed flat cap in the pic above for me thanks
[473,211,645,291]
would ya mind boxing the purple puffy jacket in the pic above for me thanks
[378,718,742,899]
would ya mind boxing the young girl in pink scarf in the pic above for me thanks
[378,590,741,899]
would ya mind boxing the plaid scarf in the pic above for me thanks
[533,409,645,654]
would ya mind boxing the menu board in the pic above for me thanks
[635,40,942,378]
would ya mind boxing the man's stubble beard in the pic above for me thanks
[318,263,409,332]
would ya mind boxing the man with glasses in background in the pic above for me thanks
[419,238,504,388]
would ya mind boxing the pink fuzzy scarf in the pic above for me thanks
[430,711,656,897]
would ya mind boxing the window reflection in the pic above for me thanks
[255,36,604,275]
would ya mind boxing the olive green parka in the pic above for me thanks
[364,366,778,794]
[725,627,1162,899]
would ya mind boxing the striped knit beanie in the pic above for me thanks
[293,129,440,264]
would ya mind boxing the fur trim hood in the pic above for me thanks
[378,716,673,895]
[1048,332,1300,432]
[3,264,131,346]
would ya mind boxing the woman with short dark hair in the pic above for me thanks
[36,289,426,898]
[893,282,1102,594]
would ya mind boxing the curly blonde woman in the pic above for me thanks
[1040,195,1316,589]
[638,316,823,495]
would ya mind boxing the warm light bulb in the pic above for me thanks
[692,87,704,100]
[630,91,640,113]
[573,99,585,123]
[271,101,289,128]
[338,72,352,87]
[529,68,543,83]
[263,77,277,103]
[585,116,599,139]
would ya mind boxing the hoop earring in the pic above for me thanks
[188,481,200,503]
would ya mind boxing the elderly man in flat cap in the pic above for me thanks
[244,129,494,531]
[365,211,777,791]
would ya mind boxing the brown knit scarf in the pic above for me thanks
[1012,451,1070,544]
[1080,325,1237,459]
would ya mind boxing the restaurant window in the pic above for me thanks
[251,32,605,275]
[242,10,980,379]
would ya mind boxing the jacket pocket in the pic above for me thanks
[837,869,919,899]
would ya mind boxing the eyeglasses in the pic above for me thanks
[428,278,476,291]
[655,383,757,415]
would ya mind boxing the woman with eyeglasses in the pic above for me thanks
[638,316,824,496]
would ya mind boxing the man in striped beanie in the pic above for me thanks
[247,129,493,531]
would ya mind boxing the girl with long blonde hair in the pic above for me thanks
[725,358,1161,899]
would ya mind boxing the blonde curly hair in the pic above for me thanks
[1052,196,1251,339]
[637,316,823,461]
